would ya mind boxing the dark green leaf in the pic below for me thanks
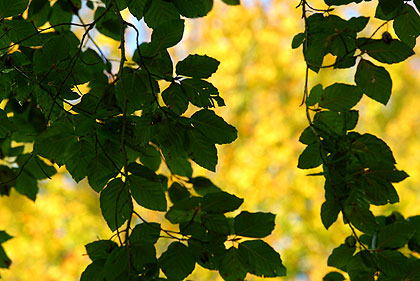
[306,84,323,106]
[321,199,341,229]
[202,191,243,213]
[234,211,275,238]
[66,140,94,183]
[162,83,189,115]
[0,246,11,268]
[168,182,190,203]
[219,247,247,281]
[189,177,221,196]
[80,261,106,281]
[128,175,167,212]
[201,213,230,235]
[159,242,195,280]
[357,38,415,64]
[0,0,29,17]
[127,162,158,182]
[99,178,133,231]
[94,7,122,41]
[127,0,147,20]
[0,231,12,244]
[327,243,356,271]
[150,19,185,50]
[165,197,202,224]
[323,272,345,281]
[238,240,286,277]
[181,78,224,108]
[298,143,323,169]
[222,0,240,5]
[344,203,378,234]
[393,5,420,48]
[85,240,118,262]
[104,247,128,281]
[131,243,157,273]
[299,127,318,145]
[15,170,38,201]
[144,0,180,29]
[376,250,408,277]
[188,129,218,171]
[131,223,161,245]
[292,33,305,49]
[355,59,392,105]
[176,54,220,79]
[191,109,237,144]
[173,0,213,18]
[319,83,363,112]
[377,222,415,249]
[378,0,403,15]
[324,0,363,5]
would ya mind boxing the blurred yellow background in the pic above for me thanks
[2,0,420,280]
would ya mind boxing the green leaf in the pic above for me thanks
[377,222,415,249]
[234,211,275,238]
[131,243,157,273]
[127,162,158,182]
[87,154,119,193]
[323,272,345,281]
[189,177,221,196]
[15,170,38,201]
[191,109,237,144]
[298,143,323,169]
[319,83,363,112]
[162,83,189,115]
[222,0,240,5]
[378,0,403,15]
[0,110,12,138]
[188,129,218,171]
[202,191,243,214]
[85,240,118,262]
[299,127,318,145]
[99,179,133,231]
[181,78,224,108]
[66,140,94,183]
[292,33,305,49]
[176,54,220,79]
[94,7,122,41]
[0,0,29,17]
[219,247,247,281]
[128,175,167,212]
[166,197,202,224]
[168,182,190,203]
[321,199,341,229]
[327,243,356,271]
[344,203,378,234]
[393,4,420,48]
[80,261,106,281]
[173,0,213,18]
[131,223,160,245]
[143,0,180,29]
[16,154,56,180]
[127,0,147,20]
[357,38,415,64]
[376,250,408,277]
[238,240,286,277]
[150,19,185,50]
[0,231,12,244]
[34,121,77,165]
[201,213,230,235]
[0,246,11,268]
[324,0,363,5]
[306,84,323,106]
[104,247,128,281]
[355,59,392,105]
[159,242,195,280]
